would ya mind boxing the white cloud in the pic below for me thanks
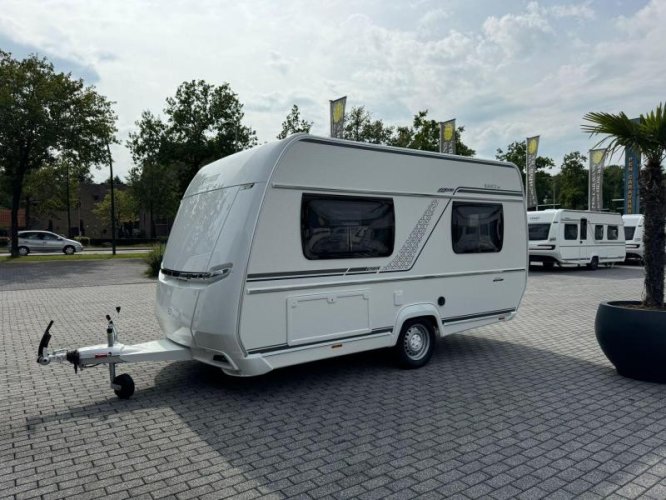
[0,0,662,180]
[549,3,595,20]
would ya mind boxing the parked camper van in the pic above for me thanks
[622,214,644,261]
[36,134,529,398]
[528,209,626,269]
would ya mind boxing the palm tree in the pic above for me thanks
[582,104,666,308]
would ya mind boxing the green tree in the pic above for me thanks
[496,140,555,203]
[342,106,394,144]
[93,189,138,237]
[535,170,555,207]
[603,165,624,212]
[127,162,180,239]
[23,158,90,235]
[495,140,555,173]
[128,80,257,198]
[388,110,475,156]
[126,111,179,238]
[0,51,116,256]
[558,151,588,209]
[583,105,666,307]
[277,104,313,139]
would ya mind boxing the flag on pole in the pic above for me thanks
[330,96,347,138]
[439,119,456,154]
[526,136,540,210]
[588,148,607,211]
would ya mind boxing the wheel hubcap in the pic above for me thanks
[404,325,430,360]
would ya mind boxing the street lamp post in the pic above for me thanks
[106,143,117,256]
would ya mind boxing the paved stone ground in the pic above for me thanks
[2,261,666,499]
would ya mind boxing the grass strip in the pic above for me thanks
[0,253,147,264]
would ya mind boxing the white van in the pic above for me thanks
[37,134,528,398]
[622,214,644,261]
[528,209,626,269]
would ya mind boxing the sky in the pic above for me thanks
[1,0,664,181]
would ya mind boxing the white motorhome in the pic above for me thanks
[528,209,626,269]
[622,214,644,261]
[37,134,528,398]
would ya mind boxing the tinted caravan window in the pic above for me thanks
[607,225,619,240]
[301,194,394,260]
[451,203,503,254]
[595,225,604,240]
[528,223,551,241]
[624,226,636,240]
[564,224,578,240]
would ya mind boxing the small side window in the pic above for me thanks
[564,224,578,240]
[580,219,588,240]
[301,194,395,260]
[607,225,619,240]
[451,202,503,254]
[594,225,604,240]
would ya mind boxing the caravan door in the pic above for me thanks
[560,220,580,262]
[579,218,589,262]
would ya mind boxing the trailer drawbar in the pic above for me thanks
[36,307,192,399]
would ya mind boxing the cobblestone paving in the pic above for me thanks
[2,262,666,499]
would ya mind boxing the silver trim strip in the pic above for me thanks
[246,267,527,295]
[271,183,524,202]
[259,330,394,358]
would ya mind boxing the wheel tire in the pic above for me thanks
[587,257,599,271]
[18,246,29,256]
[395,319,436,369]
[543,261,554,270]
[63,245,75,255]
[113,374,135,399]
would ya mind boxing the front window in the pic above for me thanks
[564,224,578,240]
[301,194,395,260]
[595,225,604,240]
[528,223,551,241]
[624,226,636,240]
[451,202,504,254]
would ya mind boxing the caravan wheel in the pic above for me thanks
[395,319,435,369]
[587,257,599,271]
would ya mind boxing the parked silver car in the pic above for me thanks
[16,231,84,256]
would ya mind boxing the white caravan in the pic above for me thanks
[37,134,528,398]
[528,209,626,269]
[622,214,644,261]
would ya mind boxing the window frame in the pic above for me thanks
[580,218,588,240]
[594,225,604,241]
[451,202,504,254]
[300,193,395,260]
[564,223,578,240]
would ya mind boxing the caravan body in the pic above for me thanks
[622,214,644,261]
[528,209,626,269]
[156,134,528,377]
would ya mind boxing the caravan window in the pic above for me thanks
[607,225,619,240]
[624,226,636,240]
[564,224,578,240]
[580,219,588,239]
[595,225,604,240]
[301,194,395,260]
[528,223,551,241]
[451,203,503,254]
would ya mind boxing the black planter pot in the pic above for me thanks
[595,301,666,383]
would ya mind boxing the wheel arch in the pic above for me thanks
[393,303,442,342]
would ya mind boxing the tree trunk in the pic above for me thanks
[640,160,666,308]
[10,182,22,258]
